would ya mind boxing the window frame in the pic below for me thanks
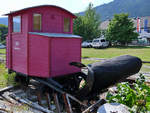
[33,13,42,32]
[63,17,71,33]
[12,15,22,33]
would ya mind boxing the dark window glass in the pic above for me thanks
[33,14,41,31]
[93,40,99,42]
[13,16,21,32]
[64,18,70,32]
[101,39,106,42]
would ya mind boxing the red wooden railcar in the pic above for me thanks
[5,5,81,78]
[4,6,143,113]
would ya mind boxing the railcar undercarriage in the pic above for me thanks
[13,55,142,112]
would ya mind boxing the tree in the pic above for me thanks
[73,3,101,41]
[0,24,8,45]
[106,13,138,45]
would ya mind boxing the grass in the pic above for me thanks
[140,66,150,73]
[82,46,150,73]
[82,59,100,65]
[82,46,150,61]
[0,63,31,112]
[0,46,149,72]
[0,63,16,88]
[0,49,6,54]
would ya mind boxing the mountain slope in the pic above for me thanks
[0,17,8,26]
[81,0,150,21]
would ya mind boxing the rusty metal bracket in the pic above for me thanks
[63,93,73,113]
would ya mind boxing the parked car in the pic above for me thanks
[0,43,6,49]
[92,38,109,48]
[81,40,93,48]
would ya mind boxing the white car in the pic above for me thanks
[92,38,109,48]
[81,40,92,48]
[0,43,6,49]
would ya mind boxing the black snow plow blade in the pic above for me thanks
[71,55,142,98]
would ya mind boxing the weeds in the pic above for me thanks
[106,74,150,112]
[0,63,16,88]
[9,104,29,112]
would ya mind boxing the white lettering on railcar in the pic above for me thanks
[14,41,20,50]
[14,47,20,50]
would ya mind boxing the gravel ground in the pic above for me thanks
[0,95,43,113]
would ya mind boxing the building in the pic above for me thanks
[99,16,150,45]
[135,17,150,45]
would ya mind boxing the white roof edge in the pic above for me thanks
[29,32,82,38]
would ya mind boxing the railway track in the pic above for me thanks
[1,73,150,113]
[0,80,55,113]
[0,78,107,113]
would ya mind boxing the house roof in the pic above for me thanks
[29,32,82,38]
[4,5,76,18]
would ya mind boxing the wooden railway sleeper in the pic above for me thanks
[10,93,54,113]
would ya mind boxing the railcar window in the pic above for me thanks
[13,16,21,32]
[33,14,41,31]
[64,18,70,32]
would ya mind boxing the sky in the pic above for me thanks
[0,0,113,17]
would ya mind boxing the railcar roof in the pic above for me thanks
[29,32,82,38]
[4,5,76,18]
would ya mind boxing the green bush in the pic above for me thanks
[106,74,150,112]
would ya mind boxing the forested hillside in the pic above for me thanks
[80,0,150,21]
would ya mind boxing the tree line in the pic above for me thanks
[0,24,8,45]
[73,3,138,46]
[73,3,101,41]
